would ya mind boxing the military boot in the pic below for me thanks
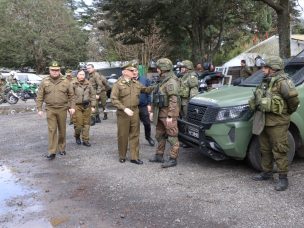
[103,112,108,120]
[149,154,164,163]
[95,114,101,123]
[90,117,96,126]
[275,174,288,191]
[161,157,177,168]
[252,172,273,181]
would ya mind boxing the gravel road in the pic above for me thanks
[1,111,304,227]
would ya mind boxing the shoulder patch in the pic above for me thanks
[167,83,174,92]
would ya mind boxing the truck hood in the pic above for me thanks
[190,86,255,107]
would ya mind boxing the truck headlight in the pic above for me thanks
[215,105,251,122]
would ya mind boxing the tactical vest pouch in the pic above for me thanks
[260,97,272,112]
[152,93,160,105]
[270,95,284,114]
[190,87,198,98]
[179,84,189,98]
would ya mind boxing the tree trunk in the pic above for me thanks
[190,17,204,64]
[276,1,290,59]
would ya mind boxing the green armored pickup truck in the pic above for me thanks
[178,57,304,170]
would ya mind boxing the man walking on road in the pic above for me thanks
[36,61,75,160]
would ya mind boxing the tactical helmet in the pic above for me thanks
[181,60,194,70]
[263,56,284,70]
[156,58,173,71]
[148,59,157,69]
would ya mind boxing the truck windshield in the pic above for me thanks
[239,66,304,87]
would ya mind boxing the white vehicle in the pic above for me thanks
[15,73,43,85]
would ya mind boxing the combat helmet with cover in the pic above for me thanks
[262,56,284,71]
[180,60,194,70]
[156,58,173,71]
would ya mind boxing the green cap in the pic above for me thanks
[49,61,61,70]
[122,61,138,70]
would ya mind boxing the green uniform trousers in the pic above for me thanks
[259,124,289,174]
[180,98,189,118]
[74,104,92,142]
[116,108,140,160]
[99,91,107,110]
[46,107,67,154]
[155,117,179,159]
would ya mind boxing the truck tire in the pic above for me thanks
[247,131,295,171]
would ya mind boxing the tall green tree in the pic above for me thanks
[0,0,88,73]
[96,0,276,64]
[257,0,300,58]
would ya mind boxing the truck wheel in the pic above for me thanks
[247,131,295,171]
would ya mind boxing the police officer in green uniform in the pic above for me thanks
[149,58,180,168]
[179,60,199,118]
[111,62,154,164]
[98,73,110,120]
[72,70,96,147]
[65,69,75,125]
[86,64,103,125]
[249,56,299,191]
[36,61,75,160]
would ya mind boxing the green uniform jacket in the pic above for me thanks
[157,71,180,118]
[89,71,103,94]
[72,79,96,107]
[36,75,75,111]
[99,74,110,92]
[180,70,198,105]
[254,70,299,126]
[111,76,153,111]
[239,66,252,78]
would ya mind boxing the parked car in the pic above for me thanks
[15,73,43,85]
[178,52,304,171]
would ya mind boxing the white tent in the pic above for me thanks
[222,35,304,75]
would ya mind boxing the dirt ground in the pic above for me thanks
[1,105,304,227]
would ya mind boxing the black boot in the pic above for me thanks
[161,157,177,168]
[76,137,81,145]
[252,172,273,181]
[146,137,155,146]
[103,113,108,120]
[90,117,96,126]
[95,115,101,123]
[83,141,91,147]
[149,154,164,163]
[46,153,56,160]
[275,174,288,191]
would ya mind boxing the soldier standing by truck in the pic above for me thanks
[179,60,199,118]
[249,56,299,191]
[149,58,180,168]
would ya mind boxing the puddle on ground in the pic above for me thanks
[0,165,33,214]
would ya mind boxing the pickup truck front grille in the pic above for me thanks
[187,103,218,125]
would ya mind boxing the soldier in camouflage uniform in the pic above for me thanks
[249,56,299,191]
[149,58,180,168]
[72,70,96,147]
[86,64,103,125]
[36,61,75,160]
[111,62,154,164]
[179,60,199,118]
